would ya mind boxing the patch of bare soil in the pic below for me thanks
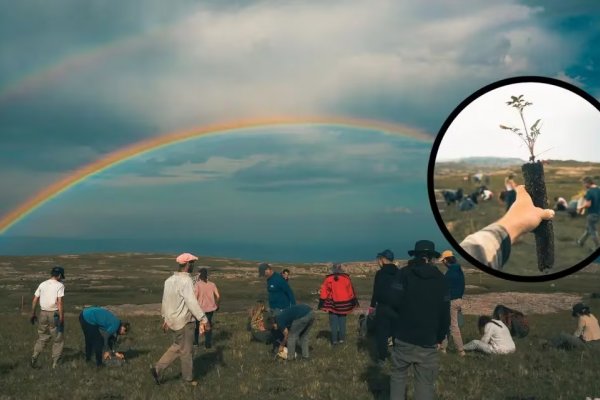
[462,292,581,315]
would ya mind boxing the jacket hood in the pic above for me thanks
[380,263,398,275]
[407,262,441,279]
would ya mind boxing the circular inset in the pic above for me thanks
[428,76,600,282]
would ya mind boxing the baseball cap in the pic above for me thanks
[176,253,198,264]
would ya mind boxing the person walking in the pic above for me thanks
[369,249,398,366]
[266,304,315,360]
[264,264,296,315]
[79,306,130,366]
[439,250,465,357]
[151,253,210,386]
[389,240,450,400]
[30,266,65,369]
[576,176,600,249]
[318,263,359,345]
[194,267,220,348]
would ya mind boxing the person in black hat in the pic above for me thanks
[369,249,398,366]
[30,266,65,369]
[389,240,450,400]
[549,302,600,350]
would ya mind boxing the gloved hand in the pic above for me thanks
[30,315,38,325]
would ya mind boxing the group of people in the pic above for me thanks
[29,230,600,398]
[30,266,130,369]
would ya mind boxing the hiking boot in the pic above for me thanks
[150,365,161,385]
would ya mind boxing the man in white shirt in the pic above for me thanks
[151,253,210,386]
[30,266,65,369]
[464,316,515,354]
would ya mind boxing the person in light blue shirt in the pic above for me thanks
[79,306,130,366]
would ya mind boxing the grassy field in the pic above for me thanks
[1,254,600,399]
[434,160,600,276]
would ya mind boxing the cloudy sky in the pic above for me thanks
[436,82,600,161]
[0,0,599,261]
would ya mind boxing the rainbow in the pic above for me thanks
[0,116,432,234]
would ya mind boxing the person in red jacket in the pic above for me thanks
[318,263,359,345]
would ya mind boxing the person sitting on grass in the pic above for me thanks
[79,306,130,367]
[248,300,272,343]
[463,316,515,355]
[549,303,600,350]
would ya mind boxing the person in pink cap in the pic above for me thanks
[151,252,210,386]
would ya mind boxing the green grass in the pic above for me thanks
[2,307,600,399]
[434,161,600,275]
[1,254,600,399]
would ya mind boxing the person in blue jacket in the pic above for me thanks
[263,264,296,315]
[79,306,130,366]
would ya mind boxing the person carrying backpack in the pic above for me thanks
[389,240,450,400]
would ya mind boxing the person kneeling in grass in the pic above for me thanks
[79,306,130,366]
[549,303,600,350]
[463,316,515,355]
[264,304,314,360]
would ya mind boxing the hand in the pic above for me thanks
[161,321,169,332]
[30,315,38,325]
[103,351,111,360]
[278,345,285,354]
[497,185,555,243]
[114,352,125,360]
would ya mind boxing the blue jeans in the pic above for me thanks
[328,312,347,343]
[390,339,438,400]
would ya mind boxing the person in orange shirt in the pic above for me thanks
[318,263,358,345]
[194,268,220,349]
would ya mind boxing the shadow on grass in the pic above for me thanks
[193,345,226,380]
[0,361,18,375]
[360,365,390,400]
[123,349,150,360]
[212,329,232,342]
[315,330,331,341]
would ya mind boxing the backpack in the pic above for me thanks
[358,313,376,338]
[493,304,529,338]
[382,268,408,313]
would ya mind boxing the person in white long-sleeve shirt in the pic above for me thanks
[151,253,210,386]
[464,316,515,355]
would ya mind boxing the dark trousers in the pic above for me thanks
[79,313,103,366]
[194,311,214,348]
[375,306,395,361]
[390,340,439,400]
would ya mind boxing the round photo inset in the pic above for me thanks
[428,76,600,282]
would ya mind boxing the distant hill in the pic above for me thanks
[438,156,525,168]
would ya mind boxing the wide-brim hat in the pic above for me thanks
[408,240,440,258]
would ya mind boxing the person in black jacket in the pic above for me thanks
[369,249,398,366]
[390,240,450,400]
